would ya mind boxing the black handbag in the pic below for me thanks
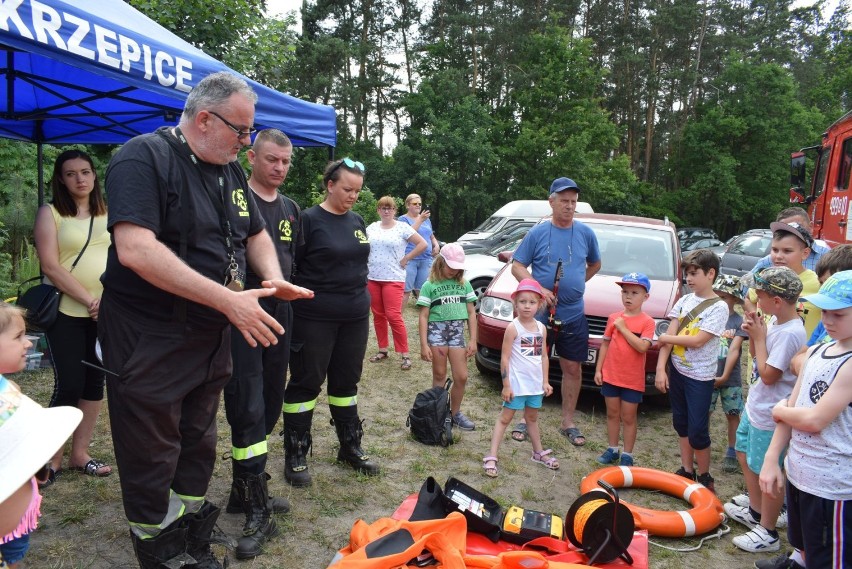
[17,215,95,332]
[16,279,61,331]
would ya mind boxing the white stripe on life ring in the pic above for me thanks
[677,510,696,536]
[683,483,702,502]
[619,466,634,487]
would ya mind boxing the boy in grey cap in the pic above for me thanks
[726,267,807,553]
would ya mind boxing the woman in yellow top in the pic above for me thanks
[33,150,111,484]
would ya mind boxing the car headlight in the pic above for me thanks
[653,318,670,339]
[480,296,514,322]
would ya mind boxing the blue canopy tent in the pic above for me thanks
[0,0,337,202]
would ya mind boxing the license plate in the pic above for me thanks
[549,344,597,364]
[585,348,597,364]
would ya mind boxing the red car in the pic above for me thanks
[475,213,683,395]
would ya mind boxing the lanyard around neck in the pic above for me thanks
[173,127,240,282]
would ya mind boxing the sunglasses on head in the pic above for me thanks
[329,157,365,177]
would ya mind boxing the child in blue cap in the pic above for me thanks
[593,272,655,466]
[760,269,852,569]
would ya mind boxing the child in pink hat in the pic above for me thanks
[417,243,478,431]
[482,278,557,477]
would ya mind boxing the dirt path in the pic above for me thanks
[15,306,774,568]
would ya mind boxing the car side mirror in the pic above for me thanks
[497,251,513,263]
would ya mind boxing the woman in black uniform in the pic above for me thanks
[282,158,378,487]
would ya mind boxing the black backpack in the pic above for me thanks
[407,378,453,446]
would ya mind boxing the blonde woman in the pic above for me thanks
[399,194,440,302]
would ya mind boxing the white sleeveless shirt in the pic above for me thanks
[508,319,547,396]
[785,342,852,501]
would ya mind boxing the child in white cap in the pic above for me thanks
[0,303,82,566]
[417,243,478,431]
[482,278,557,477]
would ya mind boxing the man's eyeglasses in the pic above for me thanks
[208,110,257,139]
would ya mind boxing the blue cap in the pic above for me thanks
[549,177,580,195]
[803,269,852,310]
[616,272,651,292]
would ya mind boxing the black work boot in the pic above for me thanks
[283,423,313,487]
[333,417,380,476]
[130,525,193,569]
[184,502,226,568]
[233,472,280,559]
[226,471,290,515]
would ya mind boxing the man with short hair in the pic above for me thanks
[752,207,829,273]
[222,128,302,559]
[99,72,312,568]
[511,177,601,446]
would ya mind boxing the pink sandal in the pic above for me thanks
[531,449,559,470]
[482,456,498,478]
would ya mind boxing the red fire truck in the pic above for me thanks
[790,111,852,246]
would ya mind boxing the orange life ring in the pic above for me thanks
[580,466,724,538]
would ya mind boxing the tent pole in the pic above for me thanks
[37,142,44,207]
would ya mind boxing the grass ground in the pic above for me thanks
[13,306,780,568]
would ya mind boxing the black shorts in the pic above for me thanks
[786,481,852,568]
[552,316,589,362]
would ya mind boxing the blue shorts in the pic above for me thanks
[503,394,544,410]
[552,317,589,362]
[600,381,643,404]
[735,408,782,474]
[426,320,467,348]
[0,534,30,564]
[710,385,744,415]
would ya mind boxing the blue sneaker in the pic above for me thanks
[619,453,634,466]
[597,448,619,464]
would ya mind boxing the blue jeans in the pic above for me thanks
[405,258,433,293]
[668,365,714,450]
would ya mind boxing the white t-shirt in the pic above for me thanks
[667,294,729,380]
[745,316,806,430]
[508,318,547,396]
[367,221,416,282]
[786,342,852,501]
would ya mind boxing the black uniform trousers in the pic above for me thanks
[99,293,232,528]
[224,299,292,475]
[285,315,369,413]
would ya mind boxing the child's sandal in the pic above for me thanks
[531,449,559,470]
[482,456,498,478]
[368,352,389,363]
[401,356,412,370]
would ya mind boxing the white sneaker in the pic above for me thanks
[776,506,787,529]
[732,525,780,553]
[724,502,759,529]
[730,492,750,508]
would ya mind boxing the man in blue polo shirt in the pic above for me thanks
[511,177,601,446]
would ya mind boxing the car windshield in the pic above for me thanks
[729,233,771,257]
[590,223,676,281]
[488,233,525,255]
[472,216,503,232]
